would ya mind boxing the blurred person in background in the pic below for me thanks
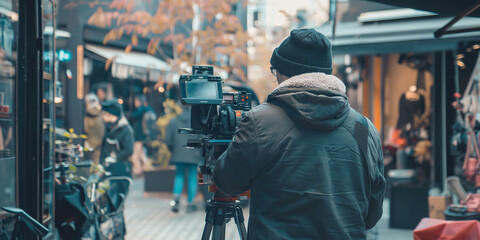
[100,99,134,177]
[165,104,203,213]
[130,94,155,176]
[84,93,105,164]
[92,82,108,103]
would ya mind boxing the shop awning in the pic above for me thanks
[85,44,170,81]
[43,26,71,39]
[317,17,480,55]
[366,0,480,38]
[367,0,480,18]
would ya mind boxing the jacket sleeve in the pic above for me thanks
[365,124,386,229]
[213,111,262,196]
[117,127,134,162]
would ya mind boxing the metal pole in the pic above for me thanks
[441,51,448,193]
[434,0,480,38]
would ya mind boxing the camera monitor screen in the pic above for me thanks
[187,81,218,99]
[181,80,223,104]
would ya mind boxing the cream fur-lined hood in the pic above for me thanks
[275,72,346,93]
[267,72,350,130]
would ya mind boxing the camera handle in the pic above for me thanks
[177,128,204,135]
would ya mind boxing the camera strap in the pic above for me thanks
[347,109,377,181]
[353,111,369,166]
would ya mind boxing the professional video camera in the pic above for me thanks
[179,65,251,240]
[179,65,251,182]
[180,65,251,138]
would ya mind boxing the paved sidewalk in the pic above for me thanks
[125,178,412,240]
[124,178,247,239]
[374,200,413,240]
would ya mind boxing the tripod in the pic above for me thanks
[201,194,247,240]
[190,139,249,239]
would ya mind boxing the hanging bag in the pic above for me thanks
[463,130,480,181]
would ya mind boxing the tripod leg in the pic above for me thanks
[236,222,247,240]
[234,207,247,240]
[220,225,226,239]
[212,224,226,240]
[201,222,213,240]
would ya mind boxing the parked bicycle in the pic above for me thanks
[0,206,49,239]
[54,129,132,240]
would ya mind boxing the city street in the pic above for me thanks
[2,0,479,239]
[124,178,248,240]
[125,178,412,240]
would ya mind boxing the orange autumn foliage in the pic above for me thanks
[87,0,249,81]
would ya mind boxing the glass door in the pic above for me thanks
[0,0,17,209]
[42,0,55,236]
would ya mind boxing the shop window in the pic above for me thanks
[0,0,17,208]
[41,0,55,231]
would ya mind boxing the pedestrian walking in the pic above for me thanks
[92,82,108,103]
[214,28,386,239]
[100,99,134,177]
[130,94,155,176]
[84,93,105,164]
[165,105,203,213]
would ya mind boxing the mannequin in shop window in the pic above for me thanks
[395,85,426,169]
[397,85,425,131]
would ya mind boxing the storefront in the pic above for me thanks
[312,1,480,226]
[83,40,172,116]
[53,21,175,131]
[0,0,56,239]
[335,53,436,182]
[319,13,480,188]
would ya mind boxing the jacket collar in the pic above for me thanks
[274,72,346,94]
[267,72,349,131]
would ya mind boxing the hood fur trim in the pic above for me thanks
[275,72,346,93]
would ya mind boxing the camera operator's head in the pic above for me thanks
[270,28,332,84]
[101,99,123,123]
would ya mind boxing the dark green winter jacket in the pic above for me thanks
[214,72,386,240]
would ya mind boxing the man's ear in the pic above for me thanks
[276,72,289,84]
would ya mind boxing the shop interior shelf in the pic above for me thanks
[0,113,13,119]
[0,156,15,161]
[43,72,52,81]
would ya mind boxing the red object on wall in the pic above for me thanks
[414,218,480,240]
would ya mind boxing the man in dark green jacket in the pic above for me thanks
[214,29,386,239]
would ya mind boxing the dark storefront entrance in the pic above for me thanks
[0,0,56,239]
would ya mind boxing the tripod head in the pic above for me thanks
[207,184,250,202]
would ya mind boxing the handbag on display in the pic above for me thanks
[463,131,480,182]
[391,128,407,148]
[459,194,480,213]
[450,112,469,154]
